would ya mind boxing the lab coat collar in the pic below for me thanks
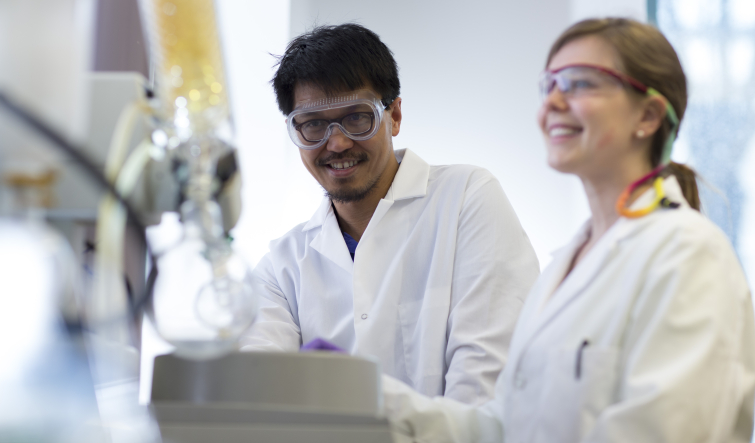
[518,175,687,348]
[301,148,430,232]
[302,197,333,232]
[387,149,430,202]
[629,174,689,211]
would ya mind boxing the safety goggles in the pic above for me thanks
[287,90,388,150]
[540,63,679,165]
[539,64,648,101]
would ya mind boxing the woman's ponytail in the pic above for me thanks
[667,162,700,210]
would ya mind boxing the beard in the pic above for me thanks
[317,151,382,203]
[324,172,382,203]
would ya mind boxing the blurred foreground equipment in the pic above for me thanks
[151,353,393,443]
[0,0,393,441]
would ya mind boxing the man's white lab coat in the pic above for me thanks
[383,176,755,442]
[241,149,540,405]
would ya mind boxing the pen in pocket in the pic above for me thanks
[575,339,590,379]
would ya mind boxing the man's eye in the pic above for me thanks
[302,120,326,129]
[345,113,369,122]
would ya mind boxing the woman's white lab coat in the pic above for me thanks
[383,176,755,443]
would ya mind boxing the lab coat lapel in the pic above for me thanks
[540,229,591,310]
[541,225,621,320]
[518,220,637,348]
[306,198,354,274]
[361,149,429,236]
[511,224,592,349]
[366,198,395,232]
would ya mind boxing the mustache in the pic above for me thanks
[316,151,368,166]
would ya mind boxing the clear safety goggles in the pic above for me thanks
[287,89,388,150]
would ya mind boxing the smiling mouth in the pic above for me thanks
[317,151,368,172]
[328,159,360,170]
[549,126,582,137]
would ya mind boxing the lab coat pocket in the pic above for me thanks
[535,346,619,443]
[398,296,448,395]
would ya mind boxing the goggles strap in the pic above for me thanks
[615,88,681,218]
[646,87,680,166]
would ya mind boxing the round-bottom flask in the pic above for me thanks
[150,201,256,360]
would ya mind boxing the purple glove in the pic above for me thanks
[300,338,347,353]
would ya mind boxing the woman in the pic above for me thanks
[383,18,755,443]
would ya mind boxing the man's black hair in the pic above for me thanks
[272,23,400,115]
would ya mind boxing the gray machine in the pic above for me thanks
[150,352,394,443]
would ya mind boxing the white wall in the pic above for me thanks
[571,0,646,22]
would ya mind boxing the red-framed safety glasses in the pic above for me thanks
[539,63,649,101]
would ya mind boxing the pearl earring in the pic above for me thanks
[636,129,645,138]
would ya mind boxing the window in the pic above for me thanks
[655,0,755,285]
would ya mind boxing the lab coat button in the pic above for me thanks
[361,313,368,320]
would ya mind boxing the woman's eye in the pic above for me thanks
[572,79,597,89]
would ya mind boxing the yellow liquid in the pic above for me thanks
[151,0,229,125]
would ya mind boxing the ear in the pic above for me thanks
[389,97,402,136]
[635,96,667,139]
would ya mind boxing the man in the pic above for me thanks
[241,23,539,406]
